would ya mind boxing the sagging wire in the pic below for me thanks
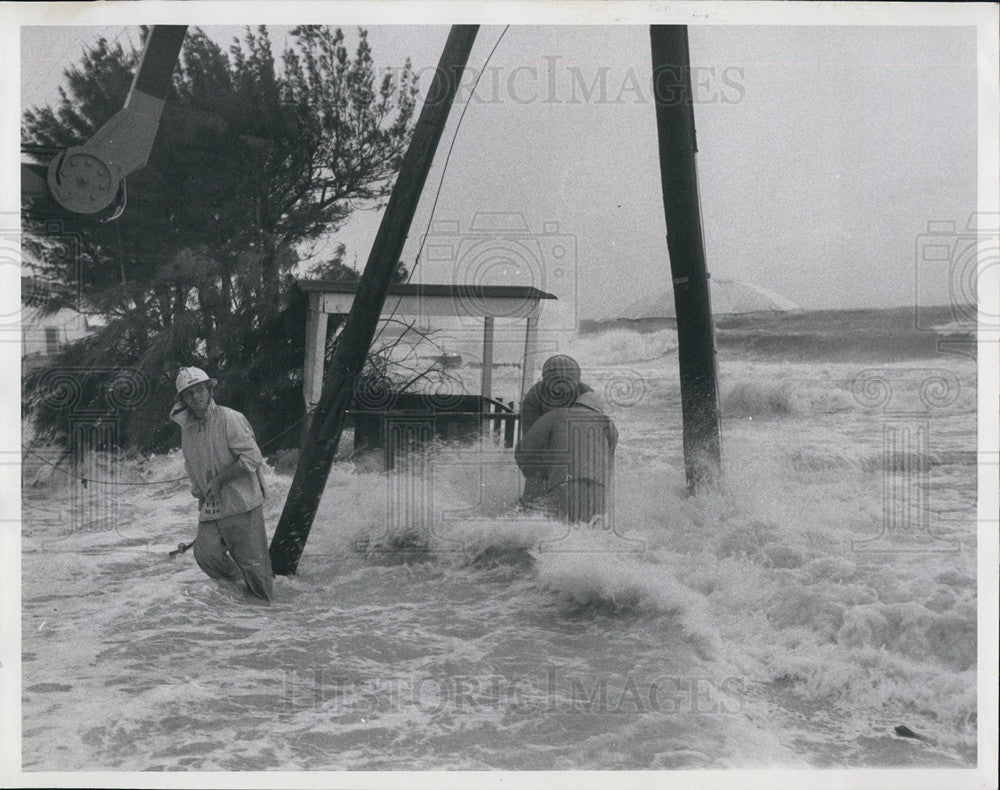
[370,25,511,348]
[21,414,304,487]
[22,27,515,488]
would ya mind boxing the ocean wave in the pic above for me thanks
[928,320,976,337]
[721,379,803,418]
[532,550,718,642]
[715,329,960,362]
[20,321,978,768]
[835,600,976,672]
[566,327,678,368]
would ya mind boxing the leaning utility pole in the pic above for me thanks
[649,25,723,491]
[270,25,480,575]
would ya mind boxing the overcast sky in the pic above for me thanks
[18,19,981,318]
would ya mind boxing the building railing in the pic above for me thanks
[347,395,519,469]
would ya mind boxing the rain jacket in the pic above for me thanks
[520,380,593,434]
[515,390,617,500]
[170,400,267,521]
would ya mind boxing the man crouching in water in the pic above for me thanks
[170,367,273,601]
[516,383,618,526]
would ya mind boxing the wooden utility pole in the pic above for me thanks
[270,25,480,575]
[649,25,723,491]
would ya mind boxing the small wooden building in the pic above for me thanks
[298,280,557,455]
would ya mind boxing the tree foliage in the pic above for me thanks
[22,26,418,453]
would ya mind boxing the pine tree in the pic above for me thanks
[22,26,418,453]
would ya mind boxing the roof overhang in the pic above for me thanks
[298,280,557,319]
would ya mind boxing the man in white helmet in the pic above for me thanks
[170,367,273,601]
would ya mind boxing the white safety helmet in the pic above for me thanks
[175,366,217,397]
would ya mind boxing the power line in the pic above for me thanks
[21,26,504,488]
[22,444,188,486]
[372,25,511,347]
[21,414,303,487]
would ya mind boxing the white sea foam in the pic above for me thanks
[567,327,679,367]
[20,317,979,768]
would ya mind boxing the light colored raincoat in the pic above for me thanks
[170,400,268,521]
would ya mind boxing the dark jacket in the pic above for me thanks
[515,391,617,500]
[520,380,594,434]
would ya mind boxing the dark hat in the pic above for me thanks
[542,354,581,384]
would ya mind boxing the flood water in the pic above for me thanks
[20,306,978,770]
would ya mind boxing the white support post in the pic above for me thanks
[302,293,328,411]
[480,316,495,442]
[480,316,494,402]
[520,315,539,403]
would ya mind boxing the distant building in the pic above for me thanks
[20,277,103,372]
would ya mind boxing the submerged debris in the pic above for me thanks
[894,724,931,743]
